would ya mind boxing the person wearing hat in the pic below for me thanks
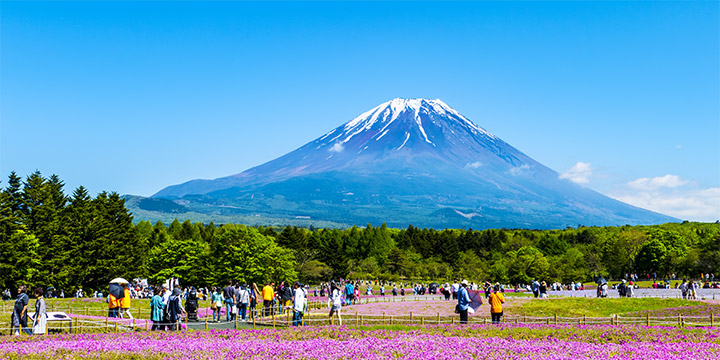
[457,280,471,324]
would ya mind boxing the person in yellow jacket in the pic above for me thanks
[489,284,505,324]
[262,282,275,317]
[108,292,120,318]
[119,285,134,320]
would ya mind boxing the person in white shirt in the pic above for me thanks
[237,285,250,321]
[292,282,306,326]
[329,282,343,325]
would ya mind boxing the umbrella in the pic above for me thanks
[110,278,129,284]
[596,277,607,284]
[467,289,484,313]
[109,283,125,299]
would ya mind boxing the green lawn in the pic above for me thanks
[507,297,698,317]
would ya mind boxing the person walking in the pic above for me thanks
[457,280,471,324]
[167,287,185,331]
[292,282,306,326]
[11,286,31,336]
[281,281,293,315]
[237,285,249,321]
[250,283,260,320]
[150,286,165,330]
[119,283,133,320]
[532,279,540,298]
[223,280,236,322]
[31,288,47,335]
[329,282,343,325]
[539,281,548,298]
[489,285,505,324]
[344,282,354,306]
[262,282,275,318]
[108,289,120,318]
[210,287,223,323]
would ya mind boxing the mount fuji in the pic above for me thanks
[140,98,677,229]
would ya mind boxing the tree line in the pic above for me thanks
[1,171,718,294]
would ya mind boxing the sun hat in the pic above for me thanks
[461,280,469,286]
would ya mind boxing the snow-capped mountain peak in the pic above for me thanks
[320,98,497,152]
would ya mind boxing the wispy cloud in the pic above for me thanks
[610,175,719,222]
[329,143,344,153]
[509,164,530,176]
[627,174,688,190]
[465,161,483,169]
[559,161,593,184]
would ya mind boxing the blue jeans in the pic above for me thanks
[225,299,235,321]
[239,303,247,320]
[292,310,303,326]
[212,307,220,322]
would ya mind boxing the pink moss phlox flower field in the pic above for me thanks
[2,324,720,359]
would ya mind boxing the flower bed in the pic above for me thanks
[2,324,719,359]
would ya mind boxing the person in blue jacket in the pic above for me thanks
[457,280,471,324]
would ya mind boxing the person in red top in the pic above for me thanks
[489,284,505,324]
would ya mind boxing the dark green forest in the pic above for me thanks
[1,171,719,293]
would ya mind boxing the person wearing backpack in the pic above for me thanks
[166,287,185,331]
[210,287,224,323]
[237,285,250,321]
[618,280,627,297]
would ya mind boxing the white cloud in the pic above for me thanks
[627,174,689,190]
[329,143,344,153]
[559,161,593,184]
[610,175,719,222]
[465,161,483,169]
[509,164,531,176]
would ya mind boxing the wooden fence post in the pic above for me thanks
[712,313,715,327]
[356,312,359,326]
[205,318,208,330]
[105,317,109,332]
[646,314,649,326]
[437,312,440,324]
[410,311,413,322]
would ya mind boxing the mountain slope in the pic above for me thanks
[146,98,676,229]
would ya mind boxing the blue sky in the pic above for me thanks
[1,1,718,221]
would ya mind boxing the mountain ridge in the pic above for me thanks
[144,98,677,229]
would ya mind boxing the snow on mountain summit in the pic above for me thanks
[317,98,497,154]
